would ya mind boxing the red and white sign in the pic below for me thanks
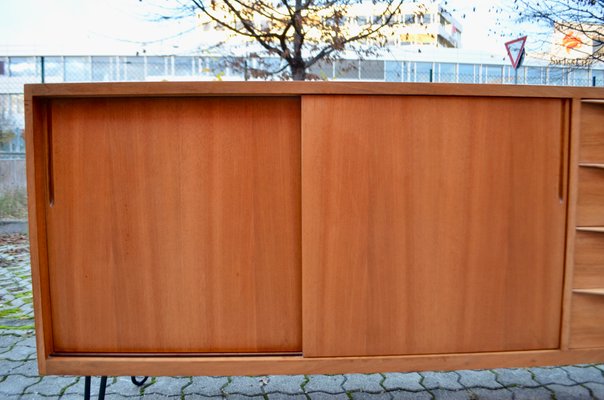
[505,36,527,69]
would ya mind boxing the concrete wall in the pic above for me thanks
[0,159,26,193]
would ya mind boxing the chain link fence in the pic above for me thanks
[1,54,603,161]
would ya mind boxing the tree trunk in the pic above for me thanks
[291,64,306,81]
[292,0,305,81]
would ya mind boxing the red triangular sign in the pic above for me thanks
[505,36,527,69]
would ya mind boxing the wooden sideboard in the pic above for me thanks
[25,82,604,376]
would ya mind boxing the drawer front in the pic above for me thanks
[570,294,604,349]
[575,231,604,288]
[577,167,604,226]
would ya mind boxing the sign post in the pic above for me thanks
[505,36,527,84]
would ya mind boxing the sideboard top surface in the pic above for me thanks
[24,81,604,99]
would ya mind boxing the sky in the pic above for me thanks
[0,0,537,57]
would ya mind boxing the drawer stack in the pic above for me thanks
[571,99,604,349]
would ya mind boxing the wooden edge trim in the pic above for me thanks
[42,349,604,376]
[25,95,54,374]
[24,94,45,373]
[24,82,604,99]
[24,94,43,373]
[560,98,581,350]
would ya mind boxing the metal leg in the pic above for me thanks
[84,376,91,400]
[131,376,149,386]
[83,376,108,400]
[99,376,107,400]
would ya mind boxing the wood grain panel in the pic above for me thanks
[42,348,604,377]
[580,102,604,163]
[46,97,301,353]
[574,231,604,289]
[302,95,567,357]
[570,294,604,349]
[577,167,604,226]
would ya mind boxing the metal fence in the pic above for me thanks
[1,55,603,159]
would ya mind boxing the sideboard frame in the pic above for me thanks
[25,82,604,376]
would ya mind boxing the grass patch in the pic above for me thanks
[0,324,34,330]
[13,291,32,299]
[0,189,28,220]
[13,291,33,305]
[0,307,22,318]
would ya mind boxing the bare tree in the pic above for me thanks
[160,0,407,80]
[0,114,20,148]
[511,0,604,64]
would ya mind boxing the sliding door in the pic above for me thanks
[302,95,567,357]
[46,97,302,354]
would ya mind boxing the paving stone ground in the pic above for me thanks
[2,232,604,399]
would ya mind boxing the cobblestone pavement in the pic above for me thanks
[2,233,604,399]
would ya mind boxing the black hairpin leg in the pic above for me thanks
[84,376,108,400]
[82,375,149,398]
[84,376,90,399]
[131,376,149,386]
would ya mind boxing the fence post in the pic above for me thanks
[40,56,45,84]
[594,76,597,87]
[429,69,433,82]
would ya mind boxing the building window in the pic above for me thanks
[335,60,358,80]
[548,67,567,85]
[458,64,475,83]
[147,56,166,77]
[439,63,455,82]
[415,62,433,82]
[485,65,503,84]
[205,57,226,76]
[385,61,402,82]
[9,57,36,77]
[571,68,589,86]
[124,57,145,81]
[41,57,63,80]
[309,60,333,79]
[175,57,194,76]
[361,60,384,80]
[254,57,282,76]
[404,14,415,24]
[92,57,114,81]
[504,65,515,84]
[437,36,454,48]
[64,57,89,82]
[526,67,544,84]
[423,14,433,24]
[594,69,604,86]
